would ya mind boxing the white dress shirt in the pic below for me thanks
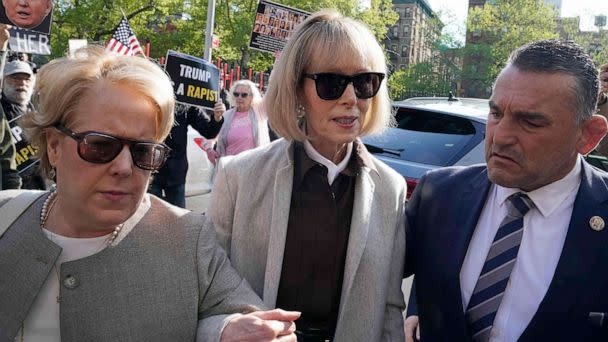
[460,158,582,341]
[15,231,111,342]
[304,140,353,185]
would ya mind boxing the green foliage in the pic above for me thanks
[560,18,608,67]
[388,62,454,100]
[51,0,190,57]
[464,0,559,95]
[49,0,398,75]
[214,0,398,71]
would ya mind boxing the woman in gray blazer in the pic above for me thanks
[209,10,407,342]
[0,46,299,342]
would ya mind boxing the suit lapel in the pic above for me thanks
[438,168,491,335]
[335,166,374,325]
[522,161,608,337]
[263,142,294,307]
[448,169,491,276]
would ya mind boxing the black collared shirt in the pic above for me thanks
[276,141,372,334]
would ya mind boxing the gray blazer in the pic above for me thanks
[0,192,264,342]
[209,139,407,342]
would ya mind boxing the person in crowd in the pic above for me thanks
[595,63,608,156]
[404,40,608,341]
[208,10,406,341]
[1,59,48,190]
[2,0,52,32]
[0,46,300,342]
[206,79,270,165]
[0,24,45,190]
[0,103,17,189]
[148,103,223,208]
[0,24,18,190]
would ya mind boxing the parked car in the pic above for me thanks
[362,97,490,198]
[363,96,608,199]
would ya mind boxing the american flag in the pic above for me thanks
[106,16,144,56]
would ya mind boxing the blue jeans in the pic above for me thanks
[148,183,186,208]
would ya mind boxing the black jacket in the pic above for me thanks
[151,105,223,186]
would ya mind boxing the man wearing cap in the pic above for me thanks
[0,25,44,189]
[0,23,18,189]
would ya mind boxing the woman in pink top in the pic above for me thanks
[207,80,270,164]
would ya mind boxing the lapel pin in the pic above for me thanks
[589,216,605,232]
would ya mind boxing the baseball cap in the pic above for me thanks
[4,61,33,77]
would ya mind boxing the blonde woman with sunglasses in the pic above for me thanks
[0,46,302,342]
[207,79,270,165]
[208,10,407,342]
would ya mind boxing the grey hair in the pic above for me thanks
[227,79,262,108]
[506,39,599,126]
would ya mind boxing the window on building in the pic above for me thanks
[403,25,410,36]
[405,7,412,17]
[401,45,409,57]
[392,26,399,37]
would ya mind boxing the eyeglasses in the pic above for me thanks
[54,124,171,171]
[303,72,385,100]
[233,92,250,98]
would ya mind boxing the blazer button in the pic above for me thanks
[63,275,79,289]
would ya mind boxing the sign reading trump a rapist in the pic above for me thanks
[164,50,220,110]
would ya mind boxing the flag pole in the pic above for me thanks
[204,0,216,62]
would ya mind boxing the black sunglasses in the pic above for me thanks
[233,92,250,98]
[304,72,385,100]
[54,124,171,171]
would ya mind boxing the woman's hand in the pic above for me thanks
[221,309,300,342]
[0,24,10,51]
[405,315,420,342]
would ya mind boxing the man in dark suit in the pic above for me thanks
[404,40,608,341]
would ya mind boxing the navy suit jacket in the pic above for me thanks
[404,160,608,341]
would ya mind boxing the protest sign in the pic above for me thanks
[8,117,38,174]
[8,27,51,55]
[68,39,87,56]
[0,0,53,34]
[164,50,220,110]
[249,0,308,53]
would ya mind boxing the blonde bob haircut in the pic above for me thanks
[227,79,263,108]
[21,46,175,179]
[264,9,393,141]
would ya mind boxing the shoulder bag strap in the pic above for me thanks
[0,190,45,238]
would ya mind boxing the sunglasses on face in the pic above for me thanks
[54,124,171,172]
[233,92,250,98]
[303,72,385,100]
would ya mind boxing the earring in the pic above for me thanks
[49,167,56,181]
[296,104,305,119]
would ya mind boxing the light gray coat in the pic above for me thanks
[209,139,407,342]
[0,192,263,342]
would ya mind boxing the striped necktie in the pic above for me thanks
[466,192,535,342]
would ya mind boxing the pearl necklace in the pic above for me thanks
[20,191,124,341]
[40,190,123,246]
